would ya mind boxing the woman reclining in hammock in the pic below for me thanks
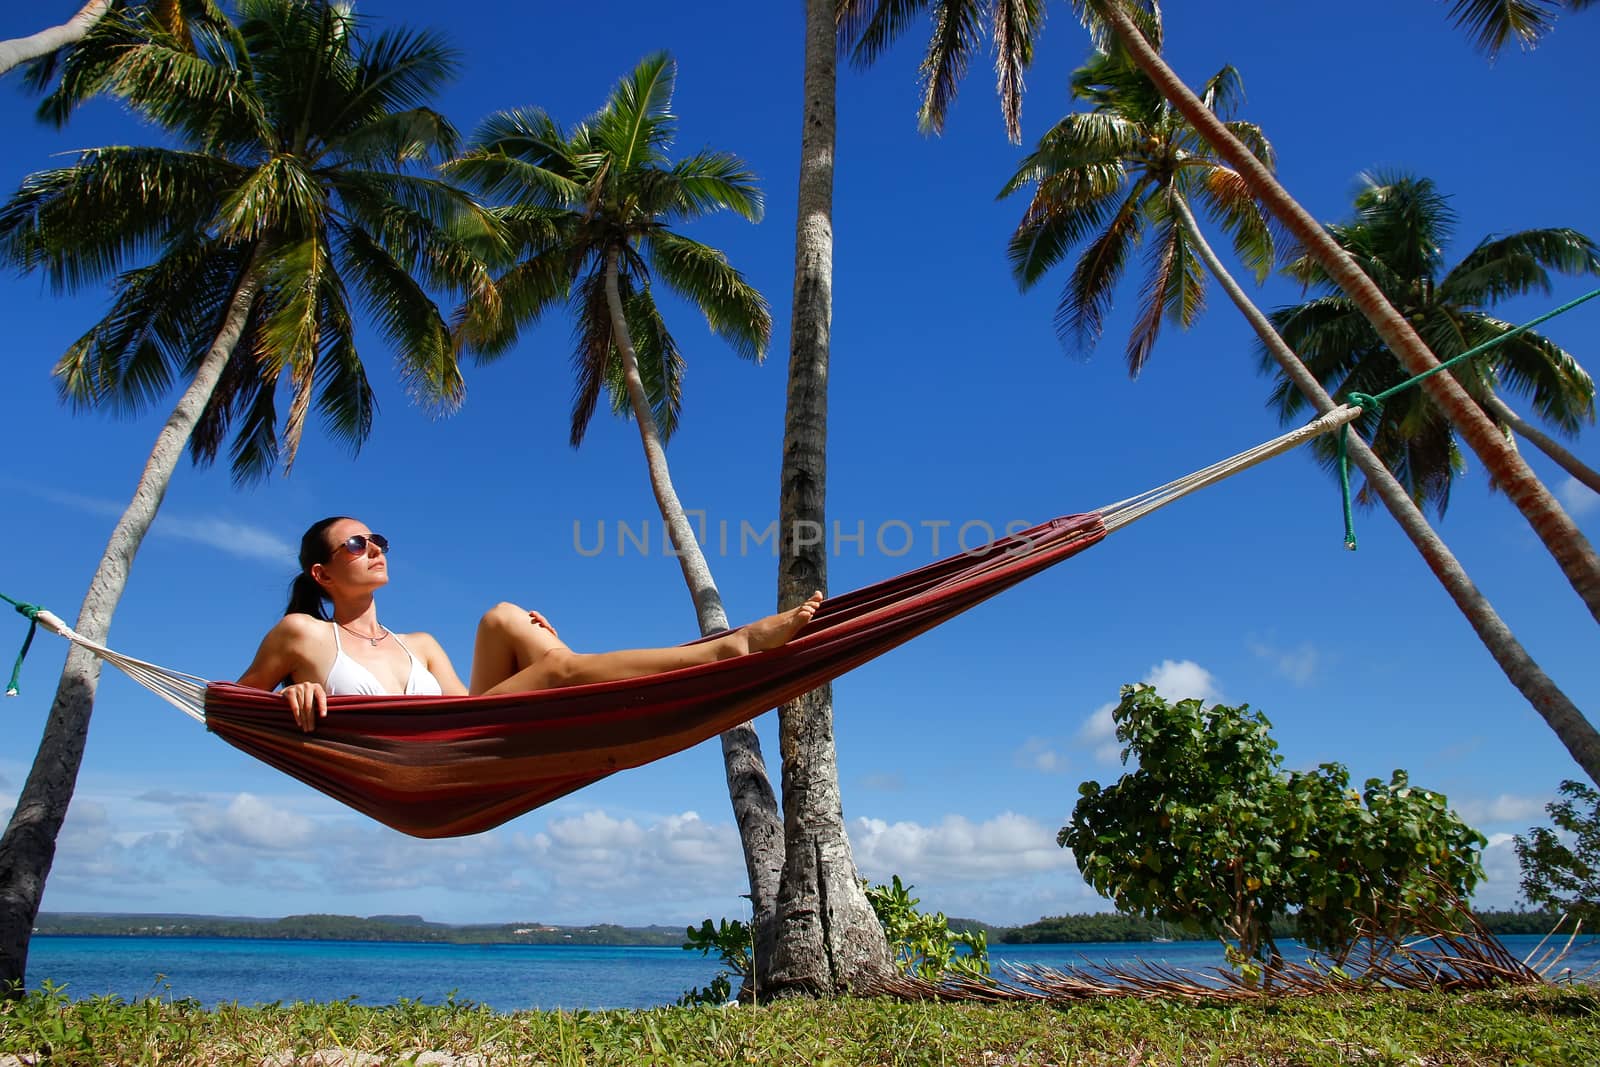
[238,516,823,732]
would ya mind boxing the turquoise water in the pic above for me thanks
[25,934,1598,1011]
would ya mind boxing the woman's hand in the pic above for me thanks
[528,610,557,638]
[282,681,328,732]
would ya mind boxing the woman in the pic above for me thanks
[238,516,823,732]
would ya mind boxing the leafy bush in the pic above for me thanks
[1515,780,1600,924]
[1059,684,1484,978]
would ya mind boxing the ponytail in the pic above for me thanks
[285,571,332,621]
[284,515,352,620]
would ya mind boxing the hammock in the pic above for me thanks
[17,406,1360,838]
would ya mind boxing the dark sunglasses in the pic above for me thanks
[339,533,389,556]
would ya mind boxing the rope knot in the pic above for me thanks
[1345,391,1381,414]
[4,594,44,696]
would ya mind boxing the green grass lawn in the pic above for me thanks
[3,984,1597,1065]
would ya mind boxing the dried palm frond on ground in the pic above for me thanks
[868,907,1594,1004]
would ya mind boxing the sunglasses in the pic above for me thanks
[339,533,389,556]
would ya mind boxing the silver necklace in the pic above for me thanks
[339,621,390,646]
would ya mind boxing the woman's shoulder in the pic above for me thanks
[397,629,444,652]
[272,613,331,643]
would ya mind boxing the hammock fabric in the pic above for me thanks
[16,405,1362,838]
[203,514,1107,838]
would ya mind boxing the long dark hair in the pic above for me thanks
[285,516,353,620]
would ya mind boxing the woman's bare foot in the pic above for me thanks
[737,592,824,654]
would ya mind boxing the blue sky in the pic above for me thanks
[1,1,1597,930]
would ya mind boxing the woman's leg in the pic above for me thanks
[468,594,823,696]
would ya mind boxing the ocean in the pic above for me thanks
[24,934,1599,1011]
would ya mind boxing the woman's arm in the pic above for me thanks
[239,615,328,732]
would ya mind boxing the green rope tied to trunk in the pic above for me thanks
[1334,285,1600,549]
[2,591,43,697]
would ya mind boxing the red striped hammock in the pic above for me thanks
[21,407,1359,838]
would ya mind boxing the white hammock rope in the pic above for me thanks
[1097,405,1363,533]
[26,609,208,723]
[8,405,1366,720]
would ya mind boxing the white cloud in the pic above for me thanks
[1079,705,1116,742]
[1075,660,1223,765]
[1473,833,1526,911]
[1559,476,1599,518]
[10,483,293,564]
[188,793,315,852]
[157,515,295,565]
[1454,793,1549,828]
[526,809,745,912]
[1247,638,1322,685]
[850,812,1074,884]
[1144,660,1224,704]
[1013,737,1066,774]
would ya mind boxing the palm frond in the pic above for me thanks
[568,267,617,447]
[1126,202,1204,376]
[595,51,676,171]
[333,223,460,413]
[1058,177,1146,349]
[842,0,928,66]
[50,237,226,417]
[1456,312,1594,434]
[992,0,1043,143]
[452,246,572,360]
[311,306,377,467]
[666,151,764,223]
[1350,172,1455,282]
[645,231,771,361]
[1196,167,1274,283]
[445,116,585,209]
[1126,212,1178,379]
[0,148,242,291]
[917,0,984,135]
[1446,0,1562,55]
[1197,64,1245,119]
[1440,228,1600,306]
[333,107,461,167]
[1004,165,1123,287]
[218,154,327,243]
[326,24,461,140]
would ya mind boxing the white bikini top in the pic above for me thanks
[325,622,445,697]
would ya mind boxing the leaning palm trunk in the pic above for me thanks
[1091,1,1600,628]
[601,252,785,990]
[0,0,110,76]
[0,257,263,995]
[764,0,894,998]
[1482,392,1600,496]
[1172,197,1600,785]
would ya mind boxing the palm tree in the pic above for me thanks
[445,53,826,994]
[1000,41,1275,375]
[1018,9,1600,784]
[0,0,485,992]
[755,0,898,999]
[771,0,1065,1000]
[1267,173,1600,514]
[1447,0,1594,55]
[1076,0,1600,628]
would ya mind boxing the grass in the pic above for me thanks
[2,983,1598,1065]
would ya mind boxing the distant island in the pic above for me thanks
[34,907,1565,946]
[33,913,687,946]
